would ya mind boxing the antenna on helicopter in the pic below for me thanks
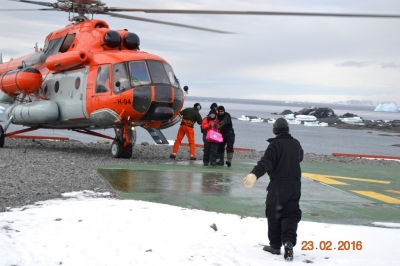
[34,42,38,53]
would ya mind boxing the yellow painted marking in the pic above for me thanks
[326,175,390,185]
[303,173,349,185]
[385,190,400,195]
[351,190,400,204]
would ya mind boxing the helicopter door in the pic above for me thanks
[91,65,112,106]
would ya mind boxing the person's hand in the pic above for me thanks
[216,124,221,129]
[243,173,257,188]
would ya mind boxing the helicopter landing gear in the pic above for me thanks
[0,125,4,148]
[111,140,123,158]
[111,125,136,159]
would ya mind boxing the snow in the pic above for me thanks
[372,222,400,228]
[1,190,399,266]
[374,103,400,112]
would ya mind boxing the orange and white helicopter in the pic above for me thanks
[0,0,398,158]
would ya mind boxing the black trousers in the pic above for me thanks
[203,133,218,163]
[218,129,235,154]
[265,179,302,248]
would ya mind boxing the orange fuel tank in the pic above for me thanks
[45,50,88,72]
[0,67,43,96]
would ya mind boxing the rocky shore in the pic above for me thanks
[1,138,399,212]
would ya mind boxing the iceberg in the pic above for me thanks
[374,103,400,112]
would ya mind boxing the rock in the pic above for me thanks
[294,107,338,119]
[339,113,360,118]
[210,223,218,231]
[280,110,293,115]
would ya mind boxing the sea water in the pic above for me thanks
[1,99,399,156]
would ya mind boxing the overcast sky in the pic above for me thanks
[1,0,400,104]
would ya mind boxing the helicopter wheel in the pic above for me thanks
[110,140,123,158]
[0,125,4,148]
[129,127,137,148]
[122,143,133,159]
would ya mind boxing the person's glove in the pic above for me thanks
[243,173,257,188]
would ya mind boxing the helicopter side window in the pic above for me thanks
[147,61,170,85]
[163,63,179,87]
[129,61,151,86]
[95,65,111,93]
[113,63,130,93]
[59,34,76,53]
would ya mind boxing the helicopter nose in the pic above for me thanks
[145,105,174,121]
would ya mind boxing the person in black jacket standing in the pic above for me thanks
[243,118,303,262]
[215,106,235,167]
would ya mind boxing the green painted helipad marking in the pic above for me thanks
[351,191,400,204]
[96,160,400,226]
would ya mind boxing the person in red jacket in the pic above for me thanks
[201,109,220,166]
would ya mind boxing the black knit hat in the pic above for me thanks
[209,109,216,115]
[194,103,201,110]
[210,103,218,109]
[273,118,289,134]
[217,106,225,111]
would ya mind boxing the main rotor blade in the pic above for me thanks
[107,8,400,19]
[10,0,54,7]
[0,8,54,11]
[107,13,233,34]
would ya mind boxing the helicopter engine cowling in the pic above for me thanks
[0,68,43,97]
[117,30,140,50]
[45,50,88,72]
[103,30,121,50]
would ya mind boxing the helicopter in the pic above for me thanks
[0,0,399,158]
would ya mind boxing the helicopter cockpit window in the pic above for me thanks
[129,61,151,86]
[163,63,179,87]
[113,63,130,93]
[59,34,76,53]
[147,61,170,85]
[95,65,111,93]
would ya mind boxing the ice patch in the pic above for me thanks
[372,222,400,228]
[61,190,112,199]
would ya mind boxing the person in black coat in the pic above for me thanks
[215,106,235,167]
[243,118,303,262]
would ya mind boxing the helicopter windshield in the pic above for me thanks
[112,60,180,94]
[129,61,151,86]
[163,63,179,87]
[147,61,170,85]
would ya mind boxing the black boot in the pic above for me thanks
[226,152,233,167]
[216,153,224,166]
[263,245,281,255]
[284,242,294,261]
